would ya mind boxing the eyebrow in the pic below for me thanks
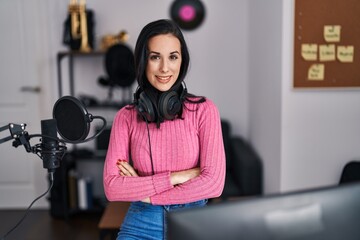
[149,51,180,55]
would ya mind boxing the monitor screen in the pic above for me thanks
[167,183,360,240]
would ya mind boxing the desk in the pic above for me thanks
[56,51,104,97]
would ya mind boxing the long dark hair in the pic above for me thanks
[132,19,205,126]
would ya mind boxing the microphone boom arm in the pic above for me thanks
[0,123,32,152]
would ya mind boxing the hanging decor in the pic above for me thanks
[170,0,206,31]
[63,0,95,52]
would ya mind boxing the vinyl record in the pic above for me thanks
[170,0,205,30]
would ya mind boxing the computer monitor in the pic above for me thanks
[167,182,360,240]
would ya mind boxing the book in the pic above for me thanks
[68,169,78,210]
[77,177,87,210]
[77,176,94,210]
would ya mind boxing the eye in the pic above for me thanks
[149,54,160,60]
[170,54,179,60]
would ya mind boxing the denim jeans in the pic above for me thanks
[117,199,207,240]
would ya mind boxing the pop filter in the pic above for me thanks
[53,96,107,143]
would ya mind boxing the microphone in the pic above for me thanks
[40,119,62,173]
[53,96,107,143]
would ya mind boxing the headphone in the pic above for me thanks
[134,82,187,122]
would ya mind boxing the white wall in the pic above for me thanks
[248,0,283,193]
[46,0,249,138]
[0,0,248,209]
[249,0,360,194]
[280,0,360,192]
[2,0,357,206]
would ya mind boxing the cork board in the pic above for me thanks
[294,0,360,88]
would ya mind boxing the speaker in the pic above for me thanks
[134,85,187,122]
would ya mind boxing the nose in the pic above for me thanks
[160,59,169,73]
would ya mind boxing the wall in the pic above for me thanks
[249,0,360,194]
[280,0,360,192]
[46,0,249,138]
[248,0,283,193]
[2,0,358,208]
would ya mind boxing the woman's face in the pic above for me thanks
[146,34,182,92]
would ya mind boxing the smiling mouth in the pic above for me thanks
[156,75,172,83]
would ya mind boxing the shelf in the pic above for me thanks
[57,50,105,59]
[56,50,105,97]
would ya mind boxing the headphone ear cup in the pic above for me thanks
[137,91,156,122]
[158,91,181,120]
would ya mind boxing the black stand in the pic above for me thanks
[0,123,31,152]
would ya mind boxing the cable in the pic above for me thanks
[1,172,54,240]
[144,118,155,175]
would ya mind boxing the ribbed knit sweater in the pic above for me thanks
[103,98,225,205]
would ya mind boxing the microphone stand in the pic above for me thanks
[0,123,32,152]
[1,99,105,238]
[0,122,67,161]
[0,122,67,239]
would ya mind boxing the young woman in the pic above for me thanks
[103,19,225,240]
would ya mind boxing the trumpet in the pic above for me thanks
[68,0,91,52]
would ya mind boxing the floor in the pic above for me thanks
[0,209,107,240]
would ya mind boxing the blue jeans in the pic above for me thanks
[117,199,207,240]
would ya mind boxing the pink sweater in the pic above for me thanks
[103,98,225,205]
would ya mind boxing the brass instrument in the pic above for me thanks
[68,0,91,52]
[100,31,130,51]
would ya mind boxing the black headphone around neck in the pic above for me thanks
[134,82,187,123]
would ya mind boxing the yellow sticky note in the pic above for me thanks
[324,25,341,42]
[337,46,354,63]
[308,64,325,81]
[301,44,318,61]
[319,44,336,61]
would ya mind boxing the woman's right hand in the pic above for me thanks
[170,167,200,186]
[117,160,139,177]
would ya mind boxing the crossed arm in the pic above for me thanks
[116,160,200,203]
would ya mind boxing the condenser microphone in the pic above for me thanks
[40,119,61,172]
[52,96,107,143]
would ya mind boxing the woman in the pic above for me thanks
[103,19,225,240]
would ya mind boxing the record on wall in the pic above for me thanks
[170,0,206,30]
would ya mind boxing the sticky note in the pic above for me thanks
[324,25,341,42]
[301,44,318,61]
[319,44,336,61]
[308,64,325,81]
[337,46,354,63]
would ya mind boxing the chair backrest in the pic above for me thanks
[340,161,360,184]
[220,119,263,197]
[231,137,263,196]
